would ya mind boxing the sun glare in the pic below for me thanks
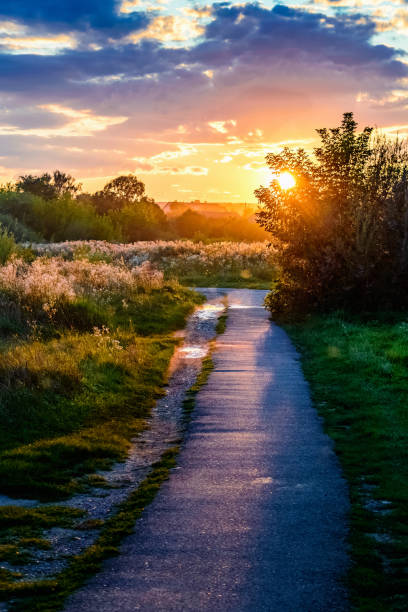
[277,171,296,190]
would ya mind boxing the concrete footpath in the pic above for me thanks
[65,289,349,611]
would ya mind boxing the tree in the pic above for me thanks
[111,200,167,241]
[52,170,81,198]
[16,171,80,200]
[102,175,146,202]
[91,175,148,214]
[256,112,408,316]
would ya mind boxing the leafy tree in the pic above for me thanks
[91,175,148,214]
[111,200,167,241]
[256,112,408,315]
[102,174,146,202]
[172,209,208,238]
[16,171,80,200]
[52,170,81,198]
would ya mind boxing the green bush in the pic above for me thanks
[0,191,119,241]
[257,113,408,317]
[0,226,16,265]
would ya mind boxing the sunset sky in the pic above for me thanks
[1,1,408,201]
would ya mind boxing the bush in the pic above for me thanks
[256,113,408,317]
[110,201,168,241]
[0,191,119,242]
[0,226,16,265]
[0,213,43,242]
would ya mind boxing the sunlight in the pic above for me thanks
[277,171,296,190]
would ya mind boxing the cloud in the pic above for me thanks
[1,1,408,200]
[0,32,77,55]
[0,104,128,138]
[0,1,149,35]
[208,120,237,134]
[128,14,204,45]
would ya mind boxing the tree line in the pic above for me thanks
[0,173,267,243]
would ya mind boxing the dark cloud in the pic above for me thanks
[0,0,148,35]
[0,2,405,99]
[192,3,407,78]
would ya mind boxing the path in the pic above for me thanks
[65,289,349,611]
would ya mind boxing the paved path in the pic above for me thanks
[65,289,349,611]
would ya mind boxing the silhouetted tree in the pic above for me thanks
[16,171,80,200]
[256,112,408,315]
[92,175,148,214]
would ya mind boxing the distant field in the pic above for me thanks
[29,239,277,289]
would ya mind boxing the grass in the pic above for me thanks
[0,286,203,501]
[0,270,203,604]
[4,305,227,611]
[5,448,180,611]
[286,313,408,611]
[175,273,272,289]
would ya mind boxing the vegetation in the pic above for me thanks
[256,113,408,317]
[287,314,408,611]
[0,294,227,611]
[30,240,276,288]
[1,173,266,244]
[3,449,179,611]
[0,255,202,502]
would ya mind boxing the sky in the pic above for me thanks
[1,1,408,202]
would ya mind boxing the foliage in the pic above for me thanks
[89,174,151,214]
[110,201,168,241]
[0,256,164,333]
[256,112,408,316]
[0,213,42,243]
[0,191,118,242]
[0,226,16,265]
[171,208,269,241]
[287,314,408,611]
[2,171,267,243]
[16,171,81,201]
[0,252,202,502]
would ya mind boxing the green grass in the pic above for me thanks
[5,448,180,611]
[5,306,228,611]
[0,286,202,501]
[286,313,408,611]
[0,279,202,600]
[175,273,272,289]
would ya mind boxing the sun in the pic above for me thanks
[277,171,296,190]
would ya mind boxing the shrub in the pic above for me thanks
[256,113,408,317]
[0,226,16,265]
[0,191,119,242]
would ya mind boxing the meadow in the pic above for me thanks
[0,246,204,603]
[29,239,276,288]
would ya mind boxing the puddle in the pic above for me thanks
[178,346,208,359]
[196,304,225,319]
[229,304,264,309]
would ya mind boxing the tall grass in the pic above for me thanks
[29,240,276,287]
[0,255,202,500]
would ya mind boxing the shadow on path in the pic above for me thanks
[65,289,349,612]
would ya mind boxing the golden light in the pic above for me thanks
[277,171,296,190]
